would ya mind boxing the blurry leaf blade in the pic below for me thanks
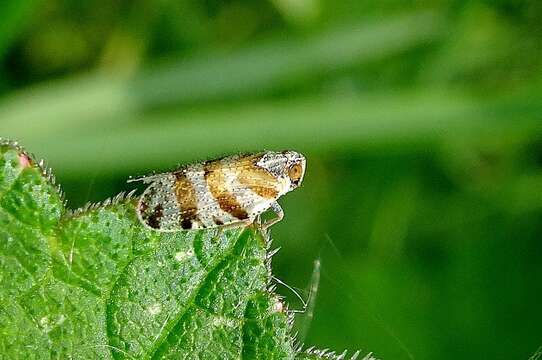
[132,11,444,107]
[22,89,542,176]
[0,11,444,141]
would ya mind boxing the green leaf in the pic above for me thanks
[0,140,368,359]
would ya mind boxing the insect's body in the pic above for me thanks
[132,151,306,231]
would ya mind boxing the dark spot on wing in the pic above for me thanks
[139,199,149,213]
[181,218,193,229]
[175,172,199,228]
[204,162,249,221]
[216,195,249,220]
[146,204,163,229]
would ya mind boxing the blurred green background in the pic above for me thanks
[1,0,542,358]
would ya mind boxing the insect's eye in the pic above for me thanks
[288,163,303,184]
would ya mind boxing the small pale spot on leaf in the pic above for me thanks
[211,316,237,328]
[147,303,161,316]
[174,249,194,262]
[39,316,52,333]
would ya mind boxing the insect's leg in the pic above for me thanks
[217,220,252,231]
[271,276,307,311]
[261,201,284,230]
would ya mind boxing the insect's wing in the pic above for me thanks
[136,173,185,231]
[201,154,283,223]
[136,167,246,231]
[236,166,281,200]
[134,153,286,231]
[209,153,283,199]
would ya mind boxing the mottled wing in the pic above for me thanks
[136,173,178,230]
[136,171,200,231]
[136,153,284,231]
[231,155,281,200]
[199,153,282,227]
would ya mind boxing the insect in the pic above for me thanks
[129,150,306,231]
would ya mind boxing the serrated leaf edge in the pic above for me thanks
[0,138,374,359]
[0,138,65,206]
[299,346,377,360]
[0,138,141,219]
[64,189,138,218]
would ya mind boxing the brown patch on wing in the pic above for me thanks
[180,218,193,230]
[204,163,249,220]
[138,198,149,214]
[145,204,163,229]
[236,159,280,199]
[219,196,249,220]
[174,172,199,227]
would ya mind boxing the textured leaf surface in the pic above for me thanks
[0,141,369,359]
[0,141,295,359]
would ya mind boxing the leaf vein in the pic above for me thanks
[147,230,248,360]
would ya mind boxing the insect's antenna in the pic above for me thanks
[298,258,321,341]
[126,177,141,183]
[127,173,160,184]
[272,275,307,311]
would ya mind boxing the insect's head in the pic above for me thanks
[257,150,306,191]
[281,150,306,190]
